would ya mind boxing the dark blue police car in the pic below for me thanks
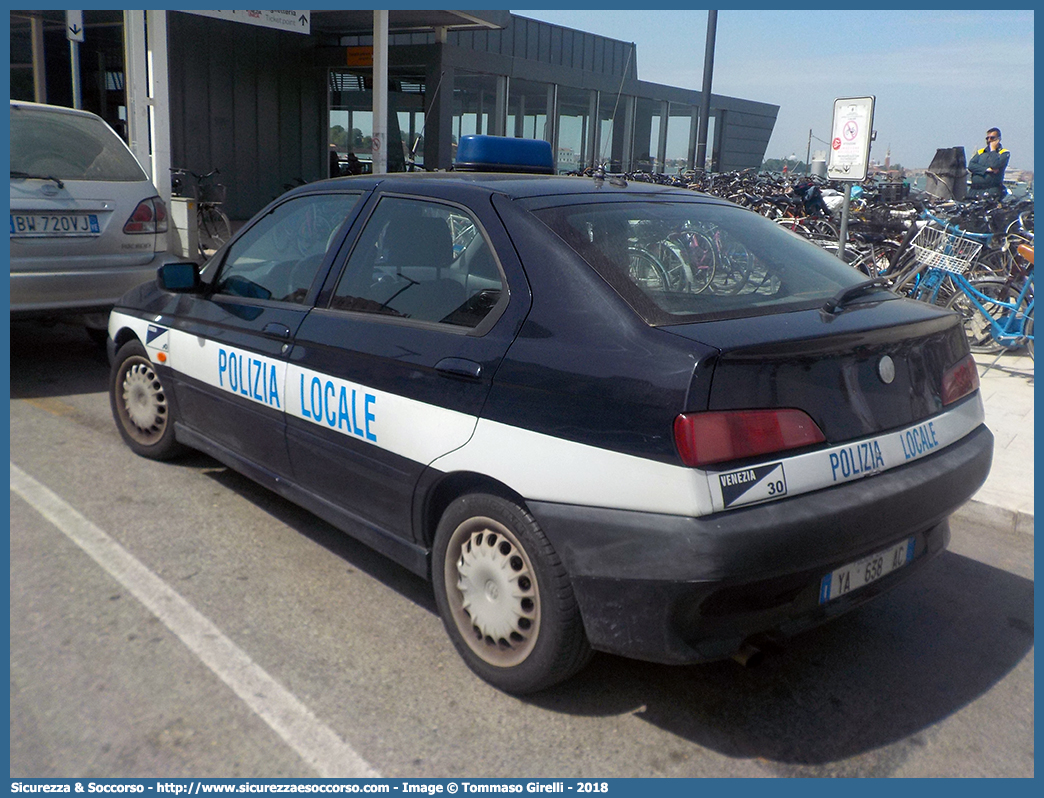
[108,136,992,693]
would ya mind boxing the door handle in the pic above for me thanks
[435,357,482,380]
[262,322,291,340]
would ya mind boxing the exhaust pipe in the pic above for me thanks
[731,641,764,668]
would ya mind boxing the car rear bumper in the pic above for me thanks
[10,257,173,317]
[528,423,993,664]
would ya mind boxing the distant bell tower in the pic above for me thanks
[885,146,891,170]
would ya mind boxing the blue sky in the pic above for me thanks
[514,9,1035,174]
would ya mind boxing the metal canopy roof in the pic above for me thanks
[310,10,509,36]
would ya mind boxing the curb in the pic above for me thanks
[952,499,1034,537]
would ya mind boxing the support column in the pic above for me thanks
[656,100,669,174]
[372,10,389,175]
[123,11,151,172]
[687,106,699,170]
[31,14,47,103]
[425,50,455,170]
[493,75,507,137]
[514,84,524,138]
[147,11,172,203]
[586,90,599,169]
[613,95,633,172]
[545,83,557,151]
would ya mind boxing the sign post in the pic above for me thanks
[66,10,84,109]
[827,96,875,257]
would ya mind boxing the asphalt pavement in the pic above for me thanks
[957,349,1034,536]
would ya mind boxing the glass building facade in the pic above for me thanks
[326,14,777,175]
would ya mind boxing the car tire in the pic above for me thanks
[109,339,183,460]
[432,493,592,694]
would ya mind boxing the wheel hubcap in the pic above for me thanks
[120,359,168,443]
[446,517,539,668]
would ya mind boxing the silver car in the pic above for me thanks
[10,100,173,339]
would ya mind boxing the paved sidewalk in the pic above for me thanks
[956,349,1034,535]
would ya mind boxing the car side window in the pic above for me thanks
[213,193,361,304]
[329,197,505,328]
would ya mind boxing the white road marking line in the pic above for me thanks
[10,462,381,779]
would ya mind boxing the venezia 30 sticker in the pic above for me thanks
[718,462,787,508]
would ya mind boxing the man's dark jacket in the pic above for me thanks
[968,146,1010,196]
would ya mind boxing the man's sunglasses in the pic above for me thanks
[986,135,999,141]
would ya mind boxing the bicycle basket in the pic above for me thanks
[197,182,227,204]
[910,225,983,274]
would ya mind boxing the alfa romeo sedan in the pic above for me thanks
[107,137,992,693]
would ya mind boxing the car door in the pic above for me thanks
[165,190,364,476]
[285,189,531,544]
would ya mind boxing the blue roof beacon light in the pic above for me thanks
[454,135,555,174]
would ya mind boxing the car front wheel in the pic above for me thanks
[109,339,183,460]
[432,493,592,694]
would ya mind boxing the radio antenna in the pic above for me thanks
[600,43,635,168]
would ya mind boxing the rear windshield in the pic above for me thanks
[10,105,148,182]
[527,199,873,324]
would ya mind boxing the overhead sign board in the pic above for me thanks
[827,96,875,181]
[346,46,374,68]
[66,10,84,42]
[185,10,311,35]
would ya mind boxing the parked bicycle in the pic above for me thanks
[170,167,232,259]
[889,210,994,305]
[945,241,1033,362]
[893,214,1033,359]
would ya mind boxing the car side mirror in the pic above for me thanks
[158,262,201,293]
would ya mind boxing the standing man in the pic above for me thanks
[967,127,1010,199]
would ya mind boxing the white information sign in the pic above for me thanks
[66,10,84,42]
[827,96,875,181]
[185,10,311,35]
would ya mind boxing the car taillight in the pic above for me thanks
[941,354,979,405]
[674,408,826,468]
[123,197,169,234]
[153,197,168,231]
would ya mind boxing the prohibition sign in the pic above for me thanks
[843,120,859,141]
[832,137,842,150]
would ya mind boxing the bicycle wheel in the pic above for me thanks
[627,248,669,292]
[707,240,752,295]
[837,241,902,279]
[968,236,1032,281]
[648,240,691,291]
[807,217,840,240]
[680,230,716,293]
[198,204,232,257]
[943,277,1017,354]
[893,264,955,305]
[864,241,903,280]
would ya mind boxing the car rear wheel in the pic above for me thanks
[110,339,183,460]
[432,493,592,694]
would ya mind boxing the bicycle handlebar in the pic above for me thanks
[169,167,220,181]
